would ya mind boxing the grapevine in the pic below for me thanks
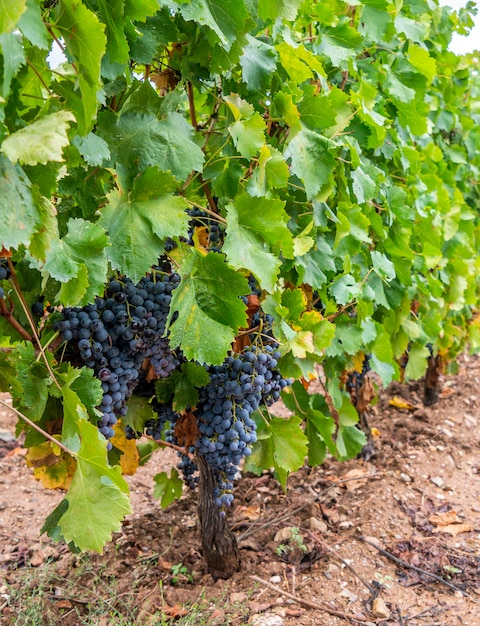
[0,0,478,580]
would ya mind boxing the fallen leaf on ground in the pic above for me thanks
[235,504,261,520]
[389,396,415,411]
[429,510,463,526]
[432,523,474,536]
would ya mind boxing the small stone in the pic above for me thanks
[339,520,353,529]
[270,575,282,584]
[251,612,284,626]
[274,527,294,543]
[372,597,390,619]
[400,473,412,483]
[309,517,328,533]
[431,476,444,488]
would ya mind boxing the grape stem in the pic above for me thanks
[7,259,62,391]
[143,432,190,457]
[0,399,76,458]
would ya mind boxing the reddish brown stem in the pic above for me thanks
[187,80,199,130]
[0,296,33,341]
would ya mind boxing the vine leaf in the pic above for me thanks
[18,0,49,49]
[55,0,106,134]
[223,194,294,292]
[155,362,210,412]
[2,111,75,166]
[284,128,336,200]
[167,247,249,364]
[179,0,249,52]
[258,0,301,21]
[72,132,110,167]
[26,441,75,489]
[96,0,130,64]
[153,468,183,508]
[246,414,307,490]
[0,0,26,35]
[99,168,189,283]
[240,35,278,91]
[38,218,109,306]
[0,155,40,250]
[336,425,366,461]
[111,423,140,475]
[57,391,131,553]
[98,110,205,183]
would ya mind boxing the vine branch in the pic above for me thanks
[0,399,75,458]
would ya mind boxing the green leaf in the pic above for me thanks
[245,413,307,490]
[258,0,301,21]
[0,31,26,97]
[350,166,377,204]
[2,111,75,166]
[155,362,210,412]
[371,251,396,282]
[18,0,49,48]
[298,87,337,132]
[6,344,51,422]
[0,155,40,251]
[240,35,278,91]
[316,23,363,65]
[248,145,289,196]
[167,247,248,364]
[223,194,294,292]
[55,0,107,134]
[98,110,205,182]
[59,403,131,552]
[99,168,189,283]
[124,0,158,21]
[277,41,324,83]
[408,44,437,84]
[229,113,266,158]
[180,0,249,52]
[97,0,130,64]
[284,129,335,200]
[72,132,110,166]
[153,468,183,508]
[0,0,26,34]
[39,218,109,306]
[404,343,430,380]
[336,426,366,461]
[123,395,157,435]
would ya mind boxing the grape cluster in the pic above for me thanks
[186,207,224,252]
[0,258,12,300]
[56,271,180,447]
[150,337,179,378]
[193,344,290,507]
[0,258,12,281]
[346,354,371,399]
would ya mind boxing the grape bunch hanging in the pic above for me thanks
[53,250,290,505]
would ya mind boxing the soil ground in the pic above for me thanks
[1,354,480,626]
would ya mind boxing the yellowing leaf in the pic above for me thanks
[2,111,75,165]
[26,442,76,489]
[389,396,415,411]
[111,422,140,475]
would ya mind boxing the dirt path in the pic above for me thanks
[1,356,480,625]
